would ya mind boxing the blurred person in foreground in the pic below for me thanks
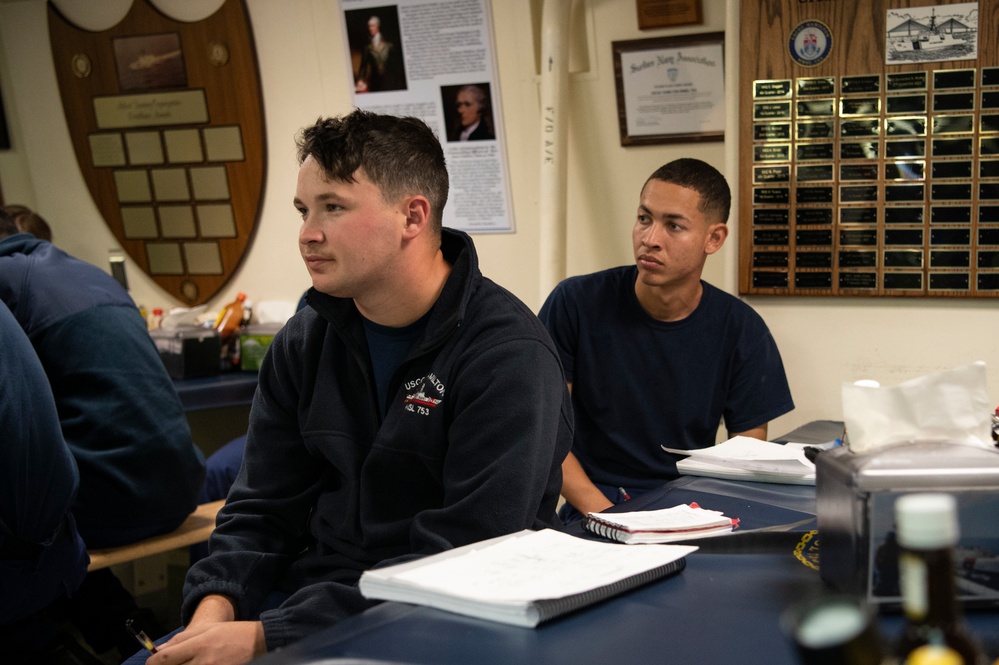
[0,208,206,658]
[0,299,91,663]
[3,203,53,241]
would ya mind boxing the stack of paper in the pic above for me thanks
[662,436,817,485]
[359,529,694,627]
[585,503,738,544]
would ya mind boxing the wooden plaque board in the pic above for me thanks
[48,0,265,305]
[739,0,999,298]
[637,0,703,30]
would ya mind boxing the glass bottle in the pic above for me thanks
[214,292,247,342]
[895,493,986,665]
[147,307,163,330]
[905,630,963,665]
[214,292,247,370]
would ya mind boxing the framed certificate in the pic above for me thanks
[613,33,725,146]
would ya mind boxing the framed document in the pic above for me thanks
[613,33,725,146]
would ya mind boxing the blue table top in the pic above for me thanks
[173,371,258,411]
[257,545,998,665]
[252,473,997,665]
[603,475,816,528]
[258,550,824,665]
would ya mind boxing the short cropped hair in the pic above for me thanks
[3,204,53,241]
[296,110,449,236]
[644,158,731,224]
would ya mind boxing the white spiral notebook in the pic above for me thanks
[359,528,695,627]
[585,503,738,544]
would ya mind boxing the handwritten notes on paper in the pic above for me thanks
[393,529,693,602]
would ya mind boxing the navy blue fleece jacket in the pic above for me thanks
[0,234,205,547]
[182,229,573,649]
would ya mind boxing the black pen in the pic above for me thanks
[126,619,158,655]
[804,437,843,463]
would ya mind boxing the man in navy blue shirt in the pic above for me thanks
[540,159,794,523]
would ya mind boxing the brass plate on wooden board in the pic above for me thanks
[636,0,701,30]
[738,0,999,298]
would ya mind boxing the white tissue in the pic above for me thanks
[160,305,210,329]
[841,361,993,453]
[254,300,297,324]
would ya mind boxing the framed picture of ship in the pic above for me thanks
[885,2,978,65]
[112,33,187,92]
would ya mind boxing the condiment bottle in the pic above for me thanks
[895,493,986,665]
[214,292,247,342]
[147,307,163,330]
[214,292,247,370]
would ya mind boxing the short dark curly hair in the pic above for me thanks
[296,109,449,236]
[643,158,731,224]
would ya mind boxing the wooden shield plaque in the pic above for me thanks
[48,0,265,305]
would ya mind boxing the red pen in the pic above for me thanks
[618,487,631,501]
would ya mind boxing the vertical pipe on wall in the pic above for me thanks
[538,0,573,299]
[723,0,740,293]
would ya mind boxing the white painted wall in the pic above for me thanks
[1,0,996,437]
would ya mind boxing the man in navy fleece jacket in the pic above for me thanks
[147,110,573,664]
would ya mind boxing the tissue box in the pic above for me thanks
[816,442,999,608]
[150,327,221,379]
[239,323,283,371]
